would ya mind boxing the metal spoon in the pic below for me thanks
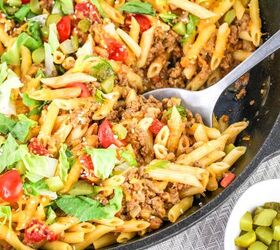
[143,29,280,127]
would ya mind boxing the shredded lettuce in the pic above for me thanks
[146,159,170,172]
[119,1,155,16]
[48,23,60,52]
[0,206,12,227]
[76,35,94,58]
[56,187,123,221]
[0,113,16,135]
[121,150,137,167]
[0,114,36,142]
[163,105,187,119]
[46,206,56,225]
[19,146,58,182]
[44,42,57,76]
[181,14,200,44]
[7,0,21,7]
[91,0,106,17]
[57,144,74,183]
[60,0,74,14]
[23,179,57,200]
[1,32,42,65]
[0,134,22,173]
[0,68,22,115]
[86,148,116,179]
[10,115,37,142]
[95,89,105,103]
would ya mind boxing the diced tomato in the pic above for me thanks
[106,38,128,62]
[0,170,23,203]
[66,82,91,97]
[149,119,164,135]
[57,16,72,43]
[98,119,123,148]
[24,220,57,247]
[125,14,151,33]
[75,2,101,23]
[28,138,49,156]
[220,172,236,188]
[80,154,94,171]
[21,0,30,3]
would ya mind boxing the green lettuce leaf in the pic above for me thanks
[146,159,170,172]
[2,32,42,65]
[0,206,12,226]
[91,0,106,17]
[0,134,22,173]
[46,206,56,225]
[23,179,57,199]
[0,68,22,115]
[48,23,60,52]
[57,144,74,183]
[121,150,137,167]
[0,113,16,135]
[10,114,37,142]
[163,105,187,119]
[119,1,155,16]
[60,0,74,14]
[56,187,123,221]
[19,145,58,182]
[181,14,200,44]
[86,148,116,179]
[7,0,21,7]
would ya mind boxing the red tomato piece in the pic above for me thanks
[24,220,57,246]
[75,2,101,23]
[28,138,49,156]
[220,172,236,188]
[57,16,71,43]
[98,119,123,148]
[125,14,151,33]
[66,82,91,97]
[21,0,30,3]
[0,170,23,203]
[80,154,94,171]
[149,119,164,135]
[106,38,128,62]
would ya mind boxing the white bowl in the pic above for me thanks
[224,178,280,250]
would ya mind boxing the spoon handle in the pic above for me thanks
[206,29,280,96]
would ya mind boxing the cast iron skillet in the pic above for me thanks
[110,1,280,248]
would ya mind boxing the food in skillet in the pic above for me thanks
[235,202,280,250]
[0,0,261,249]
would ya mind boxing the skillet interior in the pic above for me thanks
[109,1,280,248]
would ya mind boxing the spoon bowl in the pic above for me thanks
[144,29,280,126]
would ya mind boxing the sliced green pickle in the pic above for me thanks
[101,76,114,93]
[172,22,187,35]
[78,19,91,32]
[249,241,268,250]
[254,209,277,226]
[256,226,273,245]
[268,241,279,250]
[264,203,280,213]
[255,207,265,215]
[235,230,256,248]
[273,225,280,241]
[32,47,45,64]
[241,211,253,231]
[272,216,280,230]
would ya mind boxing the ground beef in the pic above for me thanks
[119,167,187,231]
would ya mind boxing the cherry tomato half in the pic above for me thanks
[149,119,164,135]
[21,0,30,4]
[75,2,101,23]
[106,38,128,62]
[220,172,236,188]
[66,82,91,97]
[24,220,57,246]
[125,14,151,33]
[57,16,72,43]
[28,138,49,156]
[80,154,94,171]
[98,119,123,148]
[0,170,23,203]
